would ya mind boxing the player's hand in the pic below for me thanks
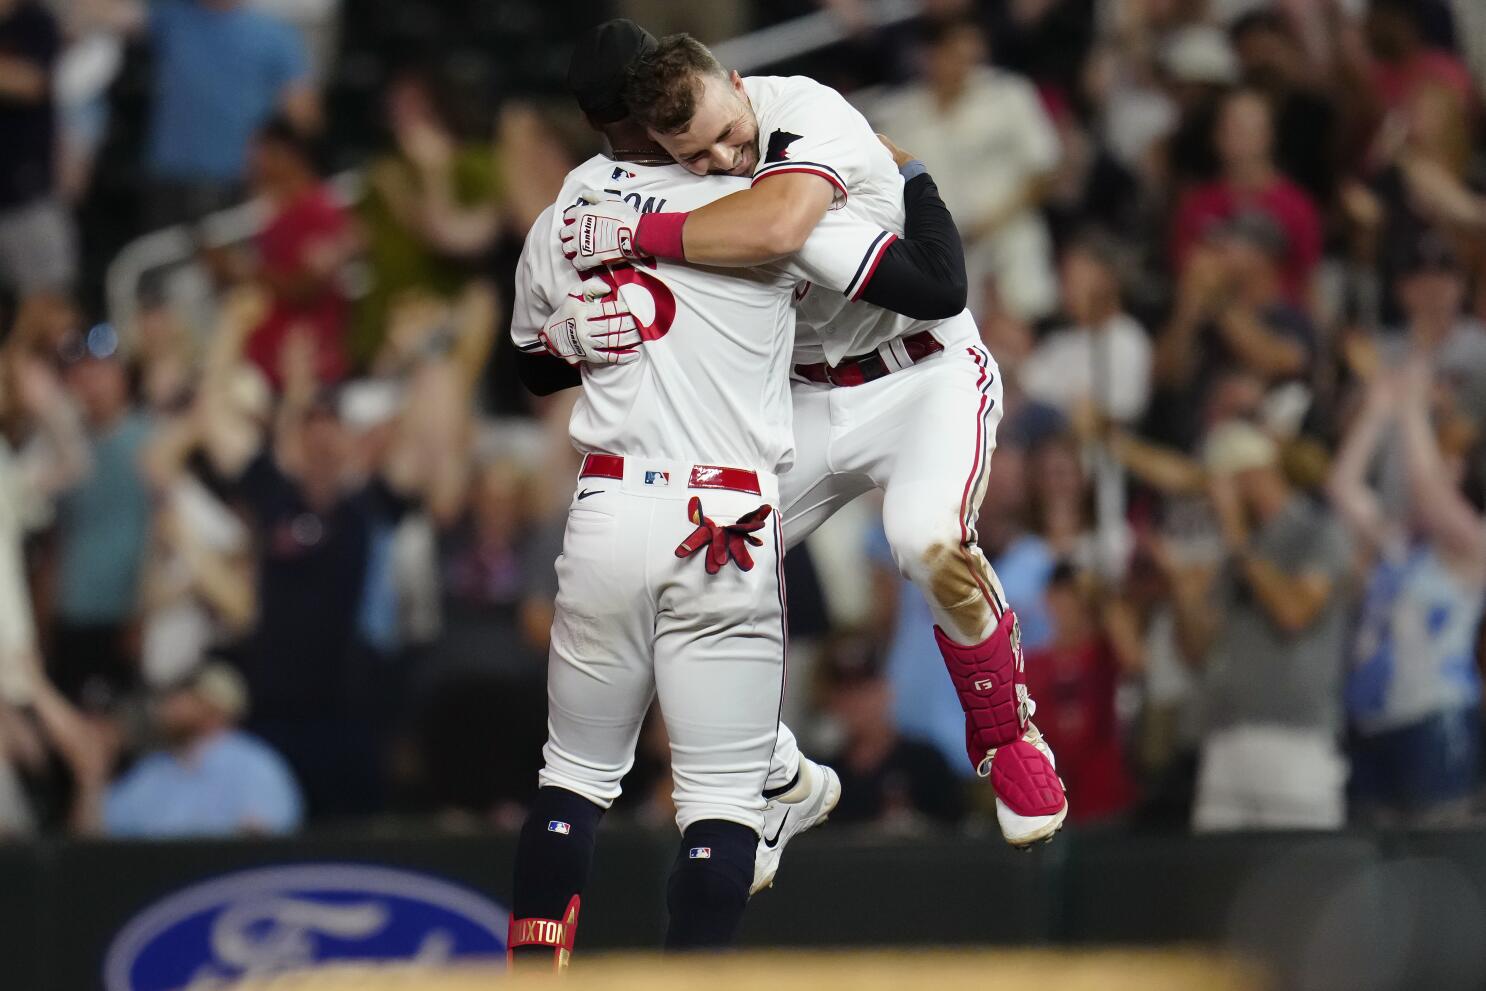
[538,279,643,367]
[875,133,915,169]
[560,190,649,271]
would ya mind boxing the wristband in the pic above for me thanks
[635,211,689,261]
[898,159,928,182]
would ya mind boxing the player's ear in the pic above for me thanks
[729,70,745,95]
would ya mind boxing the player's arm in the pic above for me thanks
[574,77,867,267]
[564,173,834,268]
[516,351,581,396]
[855,162,967,319]
[787,138,967,320]
[671,172,835,264]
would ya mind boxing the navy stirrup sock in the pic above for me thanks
[510,787,603,961]
[664,819,757,950]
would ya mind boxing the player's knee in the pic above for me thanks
[665,819,756,949]
[882,510,963,585]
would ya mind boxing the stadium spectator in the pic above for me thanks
[820,632,964,831]
[1364,0,1476,116]
[0,0,75,297]
[1025,430,1131,582]
[91,0,318,228]
[355,68,505,368]
[1022,563,1139,824]
[1019,231,1153,427]
[1151,212,1317,454]
[1330,355,1483,827]
[429,457,559,676]
[0,650,115,834]
[193,279,482,818]
[1157,23,1241,190]
[100,661,303,837]
[0,345,88,710]
[1228,9,1340,205]
[194,313,405,816]
[1170,88,1321,306]
[50,322,153,705]
[138,397,258,689]
[1343,80,1478,326]
[1169,421,1352,831]
[1373,234,1486,434]
[234,118,353,389]
[872,16,1061,321]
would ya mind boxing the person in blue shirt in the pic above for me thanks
[91,0,318,227]
[103,661,303,837]
[1330,344,1485,825]
[51,323,153,703]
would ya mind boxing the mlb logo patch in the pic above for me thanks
[612,166,637,180]
[689,847,712,860]
[547,821,572,835]
[644,470,671,487]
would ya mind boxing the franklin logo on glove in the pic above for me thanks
[580,217,598,258]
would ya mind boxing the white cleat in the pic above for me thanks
[751,757,842,895]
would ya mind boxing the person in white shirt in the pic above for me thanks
[871,17,1062,321]
[1019,231,1153,426]
[0,349,87,707]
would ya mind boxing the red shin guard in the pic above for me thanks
[935,609,1028,772]
[507,894,581,970]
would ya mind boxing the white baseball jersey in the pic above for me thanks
[743,75,965,365]
[511,153,891,473]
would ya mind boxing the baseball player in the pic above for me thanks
[565,34,1069,848]
[506,21,972,968]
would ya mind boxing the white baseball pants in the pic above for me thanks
[538,456,787,835]
[769,311,1007,789]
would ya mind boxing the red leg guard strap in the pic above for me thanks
[934,609,1028,771]
[508,894,581,971]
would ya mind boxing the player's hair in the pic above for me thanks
[622,33,730,136]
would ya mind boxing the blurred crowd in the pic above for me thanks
[3,0,1486,842]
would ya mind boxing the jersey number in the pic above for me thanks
[588,262,677,343]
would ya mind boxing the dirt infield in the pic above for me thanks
[227,948,1267,991]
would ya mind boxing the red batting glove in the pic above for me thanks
[674,497,774,574]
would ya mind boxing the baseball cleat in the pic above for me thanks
[987,720,1067,848]
[750,756,842,895]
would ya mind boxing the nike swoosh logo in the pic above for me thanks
[577,489,603,501]
[762,809,789,849]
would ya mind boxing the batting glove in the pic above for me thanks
[560,191,649,270]
[674,498,775,574]
[538,279,644,367]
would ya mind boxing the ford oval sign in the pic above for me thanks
[103,864,508,991]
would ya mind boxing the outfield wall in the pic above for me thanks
[5,827,1485,991]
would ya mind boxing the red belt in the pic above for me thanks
[579,453,762,496]
[793,330,944,387]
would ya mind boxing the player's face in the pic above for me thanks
[653,71,759,177]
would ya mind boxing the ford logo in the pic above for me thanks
[104,864,508,991]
